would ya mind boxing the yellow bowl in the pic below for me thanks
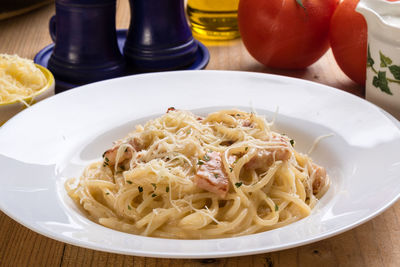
[0,64,55,126]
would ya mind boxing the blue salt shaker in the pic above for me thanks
[48,0,125,84]
[123,0,199,71]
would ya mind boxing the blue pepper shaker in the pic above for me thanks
[123,0,199,71]
[48,0,125,85]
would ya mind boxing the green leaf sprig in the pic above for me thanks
[367,45,400,96]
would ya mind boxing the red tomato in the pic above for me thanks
[330,0,398,86]
[330,0,367,85]
[238,0,338,69]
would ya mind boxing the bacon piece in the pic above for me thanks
[194,151,229,198]
[245,135,292,170]
[242,119,253,127]
[311,163,328,195]
[245,147,291,170]
[167,107,176,113]
[103,137,143,167]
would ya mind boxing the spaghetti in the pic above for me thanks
[66,109,330,239]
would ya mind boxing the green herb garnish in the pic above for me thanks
[275,204,279,212]
[151,183,157,189]
[126,180,132,184]
[138,186,143,192]
[152,193,157,198]
[203,154,210,161]
[245,147,248,151]
[166,186,170,193]
[197,160,205,165]
[128,205,132,210]
[214,173,219,178]
[235,182,243,188]
[290,139,295,147]
[229,167,233,172]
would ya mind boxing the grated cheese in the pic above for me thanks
[0,54,47,105]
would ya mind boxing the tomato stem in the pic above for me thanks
[295,0,306,10]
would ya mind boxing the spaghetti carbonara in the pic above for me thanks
[66,109,329,239]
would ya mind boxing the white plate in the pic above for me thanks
[1,70,400,258]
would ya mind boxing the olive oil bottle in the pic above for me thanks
[187,0,240,40]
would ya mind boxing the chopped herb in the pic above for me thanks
[275,204,279,212]
[102,151,106,158]
[103,164,106,167]
[187,129,191,134]
[234,158,239,164]
[119,165,125,171]
[235,182,243,188]
[106,192,110,195]
[229,167,233,172]
[166,186,170,193]
[197,159,205,165]
[104,157,109,162]
[128,205,132,210]
[152,193,157,198]
[203,154,210,161]
[236,114,241,116]
[103,161,109,166]
[151,183,157,189]
[126,180,132,184]
[214,173,219,178]
[290,139,295,147]
[245,147,248,151]
[138,186,143,192]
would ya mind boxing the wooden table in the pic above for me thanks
[0,1,398,267]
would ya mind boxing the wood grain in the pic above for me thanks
[0,1,398,266]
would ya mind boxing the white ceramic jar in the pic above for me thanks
[357,0,400,119]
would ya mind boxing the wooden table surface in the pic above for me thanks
[0,1,398,267]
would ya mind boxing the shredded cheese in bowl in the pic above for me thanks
[0,54,47,105]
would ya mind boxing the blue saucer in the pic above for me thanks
[34,29,210,91]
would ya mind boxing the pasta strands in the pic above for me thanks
[66,109,329,239]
